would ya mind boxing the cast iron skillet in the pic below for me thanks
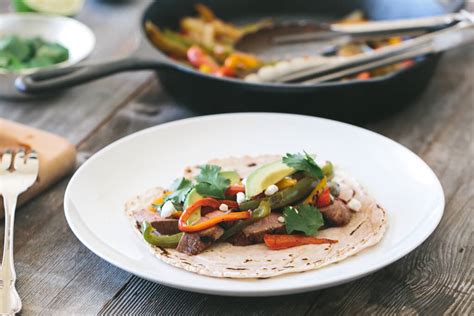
[16,0,463,121]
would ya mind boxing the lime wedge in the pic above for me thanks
[13,0,84,16]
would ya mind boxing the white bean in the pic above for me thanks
[264,184,279,196]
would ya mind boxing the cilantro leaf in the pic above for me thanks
[162,177,193,210]
[282,152,323,179]
[194,164,230,199]
[283,204,324,236]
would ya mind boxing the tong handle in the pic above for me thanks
[329,12,462,34]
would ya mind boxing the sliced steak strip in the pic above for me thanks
[176,233,210,255]
[320,199,352,226]
[151,219,179,235]
[228,213,285,246]
[176,211,225,255]
[198,211,226,240]
[130,207,180,235]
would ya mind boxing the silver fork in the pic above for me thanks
[0,149,39,315]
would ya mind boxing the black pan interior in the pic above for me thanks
[140,0,464,122]
[143,0,463,33]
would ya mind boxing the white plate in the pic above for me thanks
[64,113,444,296]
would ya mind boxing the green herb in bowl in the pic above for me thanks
[0,35,69,71]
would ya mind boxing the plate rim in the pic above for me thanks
[64,112,445,296]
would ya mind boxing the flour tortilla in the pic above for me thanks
[125,155,387,278]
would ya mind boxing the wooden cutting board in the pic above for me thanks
[0,118,76,216]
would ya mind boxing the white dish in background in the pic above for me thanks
[64,113,444,297]
[0,13,95,98]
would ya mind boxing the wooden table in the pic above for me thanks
[1,1,472,314]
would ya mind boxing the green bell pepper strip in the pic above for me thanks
[163,29,194,47]
[219,200,271,241]
[141,221,183,248]
[322,161,334,179]
[239,177,317,210]
[328,181,340,197]
[219,219,247,241]
[145,21,188,59]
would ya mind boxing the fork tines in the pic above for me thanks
[0,148,38,172]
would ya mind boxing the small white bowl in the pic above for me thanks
[0,13,95,98]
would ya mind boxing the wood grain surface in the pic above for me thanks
[0,1,473,315]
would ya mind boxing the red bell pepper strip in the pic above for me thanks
[187,45,219,72]
[215,65,236,77]
[264,234,338,250]
[400,59,415,68]
[182,197,238,213]
[316,187,332,208]
[225,185,245,196]
[356,71,370,80]
[178,197,244,232]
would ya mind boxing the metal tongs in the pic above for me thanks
[245,11,474,84]
[274,11,468,44]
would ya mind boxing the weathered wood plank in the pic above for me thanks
[368,46,474,153]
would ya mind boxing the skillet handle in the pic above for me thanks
[15,58,171,94]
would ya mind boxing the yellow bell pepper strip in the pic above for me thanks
[162,28,233,62]
[388,36,402,45]
[223,52,262,71]
[199,64,214,74]
[178,197,247,232]
[141,221,183,248]
[195,3,216,22]
[276,178,297,190]
[263,234,338,250]
[187,45,219,72]
[148,191,171,212]
[304,176,327,204]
